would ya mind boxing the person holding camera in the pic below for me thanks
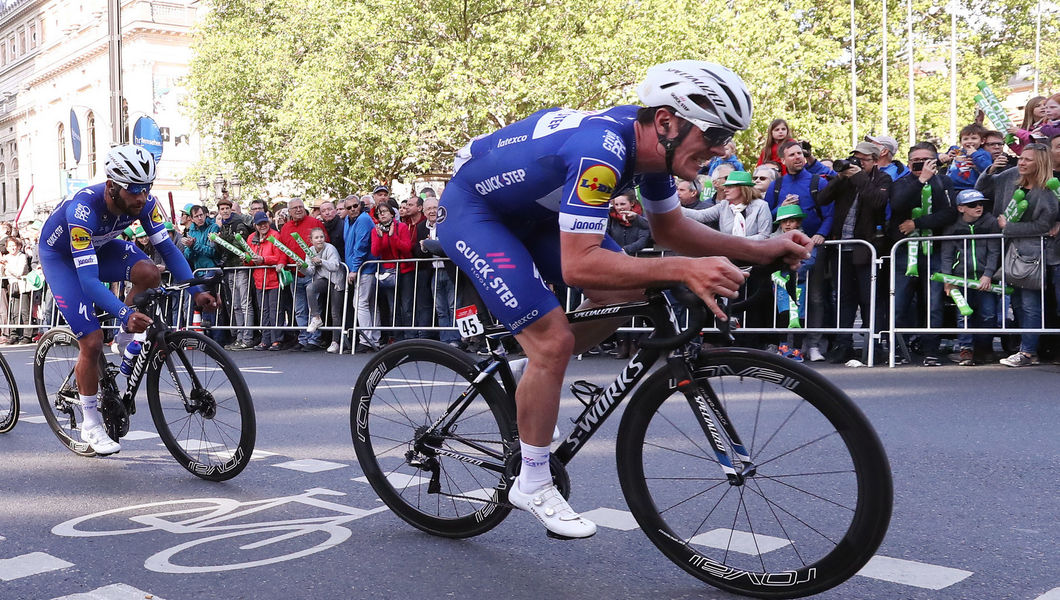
[815,142,892,363]
[889,142,958,366]
[371,200,415,342]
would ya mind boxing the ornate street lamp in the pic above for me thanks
[196,175,210,203]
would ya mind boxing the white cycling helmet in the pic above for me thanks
[105,144,156,193]
[637,61,753,132]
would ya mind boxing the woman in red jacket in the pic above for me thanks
[756,118,793,174]
[247,211,290,351]
[370,201,415,341]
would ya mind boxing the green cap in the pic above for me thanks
[722,171,754,187]
[164,221,175,231]
[774,204,806,224]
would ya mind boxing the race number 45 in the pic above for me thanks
[455,305,483,337]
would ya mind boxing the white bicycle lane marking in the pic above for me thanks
[51,488,387,574]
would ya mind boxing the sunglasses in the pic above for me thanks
[118,182,152,195]
[961,202,984,208]
[702,126,735,148]
[752,176,770,181]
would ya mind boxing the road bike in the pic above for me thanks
[0,349,18,433]
[350,267,893,599]
[34,273,256,481]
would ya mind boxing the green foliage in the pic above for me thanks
[186,0,1059,194]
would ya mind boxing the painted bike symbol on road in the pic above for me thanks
[52,488,387,573]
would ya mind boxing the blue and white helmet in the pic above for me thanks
[105,144,156,192]
[637,61,753,132]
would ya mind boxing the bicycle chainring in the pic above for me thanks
[99,393,129,441]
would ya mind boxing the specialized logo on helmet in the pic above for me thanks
[70,226,91,251]
[151,206,164,224]
[575,163,617,207]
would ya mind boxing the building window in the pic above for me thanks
[58,123,66,172]
[1,43,6,65]
[29,22,37,48]
[17,29,24,55]
[0,164,6,214]
[86,111,96,177]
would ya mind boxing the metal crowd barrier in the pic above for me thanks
[888,232,1058,368]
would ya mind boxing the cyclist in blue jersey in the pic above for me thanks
[437,61,812,539]
[38,145,218,456]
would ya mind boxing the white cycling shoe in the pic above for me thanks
[81,422,121,456]
[507,481,597,540]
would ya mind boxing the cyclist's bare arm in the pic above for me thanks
[645,207,813,268]
[560,231,746,320]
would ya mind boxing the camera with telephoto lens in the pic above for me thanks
[832,156,863,172]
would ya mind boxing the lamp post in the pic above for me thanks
[196,172,243,204]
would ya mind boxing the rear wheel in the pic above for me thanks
[617,348,892,599]
[0,350,18,433]
[34,328,95,456]
[147,331,255,481]
[351,340,516,538]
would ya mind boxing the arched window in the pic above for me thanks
[57,122,66,171]
[86,111,96,177]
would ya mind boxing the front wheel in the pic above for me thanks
[147,331,255,481]
[0,350,19,433]
[616,348,892,599]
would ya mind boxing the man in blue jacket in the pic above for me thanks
[343,196,380,352]
[765,140,836,361]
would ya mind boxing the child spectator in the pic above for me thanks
[771,205,816,362]
[1006,95,1047,154]
[939,189,1001,366]
[704,141,744,175]
[944,124,994,191]
[304,227,346,353]
[1037,94,1060,139]
[756,119,793,174]
[247,211,289,351]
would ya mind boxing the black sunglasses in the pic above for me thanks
[962,202,984,208]
[702,126,735,148]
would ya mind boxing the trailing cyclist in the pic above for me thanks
[436,61,811,539]
[38,144,218,456]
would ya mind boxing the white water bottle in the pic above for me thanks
[119,332,148,376]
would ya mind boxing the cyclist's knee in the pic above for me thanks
[78,330,104,358]
[519,315,575,365]
[130,259,162,288]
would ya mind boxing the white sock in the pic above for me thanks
[517,441,552,493]
[509,357,528,383]
[80,395,101,429]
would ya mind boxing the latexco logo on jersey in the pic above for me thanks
[70,226,92,251]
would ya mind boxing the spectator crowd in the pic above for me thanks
[2,93,1059,367]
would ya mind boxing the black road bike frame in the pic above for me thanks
[417,285,759,487]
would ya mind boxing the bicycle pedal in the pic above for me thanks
[569,380,603,407]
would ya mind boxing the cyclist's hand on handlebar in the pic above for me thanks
[194,291,220,311]
[126,311,153,333]
[686,256,747,320]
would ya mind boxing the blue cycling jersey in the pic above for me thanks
[39,182,195,335]
[437,105,678,333]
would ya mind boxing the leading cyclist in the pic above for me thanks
[38,145,218,456]
[437,61,812,539]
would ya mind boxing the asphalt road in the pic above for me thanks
[0,343,1058,600]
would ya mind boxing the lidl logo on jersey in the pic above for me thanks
[151,205,164,224]
[70,226,92,251]
[570,159,618,208]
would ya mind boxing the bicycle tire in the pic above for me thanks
[616,348,892,599]
[147,331,255,481]
[34,328,96,456]
[0,350,18,433]
[351,339,516,538]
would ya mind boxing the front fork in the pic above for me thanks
[667,355,756,486]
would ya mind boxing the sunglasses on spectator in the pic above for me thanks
[702,126,735,148]
[752,176,770,181]
[962,202,984,208]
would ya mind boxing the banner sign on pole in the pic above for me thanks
[133,116,164,163]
